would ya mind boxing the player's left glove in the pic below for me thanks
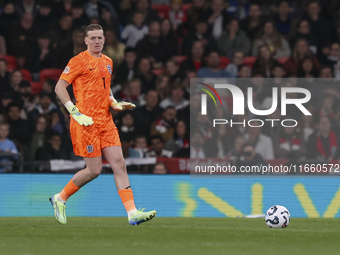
[110,100,136,111]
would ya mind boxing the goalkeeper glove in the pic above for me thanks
[65,102,94,126]
[110,97,136,111]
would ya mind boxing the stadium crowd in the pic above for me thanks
[1,0,340,172]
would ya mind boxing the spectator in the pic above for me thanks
[121,78,145,107]
[152,162,169,174]
[8,12,37,60]
[5,102,32,150]
[289,19,319,54]
[252,21,291,59]
[42,79,57,103]
[150,106,177,143]
[190,130,206,158]
[307,116,337,160]
[0,122,18,172]
[297,57,319,78]
[133,89,163,136]
[161,18,179,57]
[227,135,246,158]
[100,7,121,33]
[0,3,19,40]
[306,0,332,49]
[204,124,231,158]
[177,92,201,128]
[273,125,306,159]
[26,115,48,160]
[71,1,89,30]
[135,21,173,65]
[239,4,265,41]
[84,0,117,20]
[127,0,161,26]
[182,20,218,57]
[185,0,210,31]
[155,74,170,101]
[35,132,70,160]
[121,139,140,159]
[33,1,58,35]
[166,59,181,83]
[159,81,189,110]
[137,57,157,92]
[15,0,39,17]
[134,135,149,157]
[18,80,38,114]
[283,39,320,76]
[179,41,207,77]
[195,111,212,140]
[27,34,57,76]
[218,19,251,58]
[0,59,11,98]
[322,42,340,75]
[28,91,64,123]
[197,51,231,78]
[244,120,274,160]
[237,64,251,78]
[48,13,74,68]
[236,143,268,170]
[207,0,230,40]
[181,70,198,99]
[117,111,138,143]
[224,52,244,78]
[274,1,292,36]
[121,11,149,48]
[55,0,73,16]
[253,45,280,78]
[103,30,125,68]
[165,120,189,154]
[145,135,173,157]
[71,29,87,57]
[114,47,138,85]
[169,0,184,31]
[8,69,23,94]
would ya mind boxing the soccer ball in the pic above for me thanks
[265,205,290,228]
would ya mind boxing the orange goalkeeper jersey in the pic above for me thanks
[60,50,113,121]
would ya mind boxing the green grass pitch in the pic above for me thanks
[1,217,340,255]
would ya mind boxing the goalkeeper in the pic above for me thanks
[50,24,156,225]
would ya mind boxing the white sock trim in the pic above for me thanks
[56,194,66,204]
[128,209,137,218]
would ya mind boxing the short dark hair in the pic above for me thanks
[150,135,163,144]
[85,24,103,37]
[124,47,136,55]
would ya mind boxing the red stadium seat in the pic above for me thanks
[151,4,170,19]
[152,69,166,75]
[31,81,42,95]
[243,56,257,69]
[173,55,187,66]
[21,69,32,82]
[219,56,230,69]
[39,68,63,85]
[0,55,18,71]
[277,57,289,64]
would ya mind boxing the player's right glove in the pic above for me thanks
[66,104,94,126]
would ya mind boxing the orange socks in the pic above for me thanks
[59,179,80,202]
[118,188,137,216]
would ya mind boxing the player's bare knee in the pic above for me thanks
[112,157,126,174]
[88,167,102,180]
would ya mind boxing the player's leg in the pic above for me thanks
[102,146,156,225]
[49,157,102,224]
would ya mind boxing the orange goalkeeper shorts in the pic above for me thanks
[70,117,121,158]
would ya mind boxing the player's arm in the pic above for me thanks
[55,79,94,126]
[109,89,136,111]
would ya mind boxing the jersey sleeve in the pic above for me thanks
[59,55,83,84]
